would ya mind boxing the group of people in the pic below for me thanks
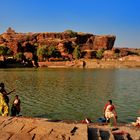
[0,83,118,126]
[0,83,117,125]
[0,82,21,117]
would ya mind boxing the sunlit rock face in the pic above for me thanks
[0,27,116,60]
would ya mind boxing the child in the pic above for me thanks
[11,95,21,116]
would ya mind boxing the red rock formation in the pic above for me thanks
[0,28,116,61]
[103,50,116,59]
[92,35,116,50]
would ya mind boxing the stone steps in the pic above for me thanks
[0,117,140,140]
[0,117,87,140]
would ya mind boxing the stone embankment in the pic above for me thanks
[0,117,140,140]
[38,56,140,68]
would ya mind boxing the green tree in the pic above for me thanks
[64,30,77,37]
[47,46,56,57]
[96,49,104,59]
[0,46,13,55]
[48,46,60,57]
[14,52,25,61]
[37,45,48,61]
[73,45,81,59]
[37,45,61,61]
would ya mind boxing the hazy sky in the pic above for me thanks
[0,0,139,48]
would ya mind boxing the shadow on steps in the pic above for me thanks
[88,127,133,140]
[88,127,111,140]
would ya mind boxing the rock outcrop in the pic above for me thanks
[86,35,116,50]
[0,28,116,61]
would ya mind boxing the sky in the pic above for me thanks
[0,0,140,48]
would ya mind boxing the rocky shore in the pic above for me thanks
[0,116,140,140]
[38,56,140,69]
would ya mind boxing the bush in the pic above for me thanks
[37,45,59,61]
[37,45,48,61]
[115,53,120,58]
[0,46,13,55]
[14,52,25,61]
[64,30,77,37]
[96,49,104,59]
[73,45,81,59]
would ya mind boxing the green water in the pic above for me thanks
[0,68,140,123]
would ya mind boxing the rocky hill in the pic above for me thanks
[1,27,140,68]
[0,28,115,62]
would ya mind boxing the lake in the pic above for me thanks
[0,68,140,123]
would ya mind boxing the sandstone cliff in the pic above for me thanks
[0,28,116,62]
[1,28,140,69]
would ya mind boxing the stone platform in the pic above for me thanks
[0,117,87,140]
[0,116,140,140]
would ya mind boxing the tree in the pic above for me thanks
[48,46,60,58]
[64,30,77,37]
[37,45,60,61]
[96,49,104,59]
[37,45,48,61]
[47,46,56,57]
[0,46,13,56]
[72,45,81,59]
[14,52,25,61]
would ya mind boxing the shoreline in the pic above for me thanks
[1,55,140,69]
[38,58,140,69]
[0,116,139,140]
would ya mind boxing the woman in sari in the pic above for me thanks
[104,100,117,126]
